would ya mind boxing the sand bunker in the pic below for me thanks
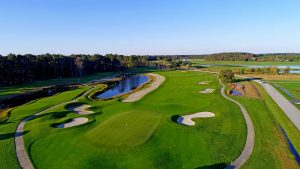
[198,81,211,85]
[177,112,215,126]
[199,88,215,94]
[56,117,89,128]
[123,73,165,102]
[69,105,94,115]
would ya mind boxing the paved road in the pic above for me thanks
[254,80,300,131]
[14,86,95,169]
[219,80,255,169]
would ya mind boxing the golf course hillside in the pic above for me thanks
[0,71,247,169]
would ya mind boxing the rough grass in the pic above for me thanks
[271,82,300,109]
[231,81,299,169]
[253,83,300,156]
[22,71,246,169]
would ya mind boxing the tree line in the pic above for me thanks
[0,54,190,86]
[232,67,291,75]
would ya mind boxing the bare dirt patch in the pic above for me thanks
[242,82,262,99]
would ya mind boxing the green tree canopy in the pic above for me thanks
[219,69,235,83]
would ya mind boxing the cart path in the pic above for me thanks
[219,80,255,169]
[14,86,95,169]
[122,73,165,102]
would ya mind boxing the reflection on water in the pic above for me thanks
[97,75,149,99]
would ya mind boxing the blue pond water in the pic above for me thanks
[231,90,242,96]
[97,75,149,99]
[280,127,300,165]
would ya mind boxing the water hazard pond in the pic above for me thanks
[97,75,149,99]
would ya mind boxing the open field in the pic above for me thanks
[231,81,299,169]
[270,81,300,109]
[1,69,300,169]
[1,71,247,169]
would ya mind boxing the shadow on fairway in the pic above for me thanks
[50,112,101,128]
[0,131,29,140]
[51,111,72,119]
[64,102,86,109]
[195,163,227,169]
[171,115,180,123]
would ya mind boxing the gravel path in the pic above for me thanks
[254,80,300,131]
[122,73,165,102]
[219,80,255,169]
[14,86,95,169]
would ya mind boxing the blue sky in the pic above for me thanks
[1,0,300,55]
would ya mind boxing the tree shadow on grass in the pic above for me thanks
[50,112,102,128]
[0,131,29,140]
[195,163,227,169]
[170,115,180,123]
[51,111,72,119]
[64,102,86,110]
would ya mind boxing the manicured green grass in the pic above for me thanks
[230,82,299,169]
[86,111,161,147]
[22,71,246,169]
[0,72,115,99]
[0,86,91,169]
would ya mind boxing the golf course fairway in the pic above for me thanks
[4,71,247,169]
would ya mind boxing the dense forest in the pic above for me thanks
[0,54,190,86]
[203,52,300,61]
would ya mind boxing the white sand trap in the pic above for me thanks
[69,105,94,115]
[198,81,211,85]
[56,117,89,128]
[123,73,166,102]
[199,88,215,94]
[177,112,215,126]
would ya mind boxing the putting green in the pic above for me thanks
[85,111,161,147]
